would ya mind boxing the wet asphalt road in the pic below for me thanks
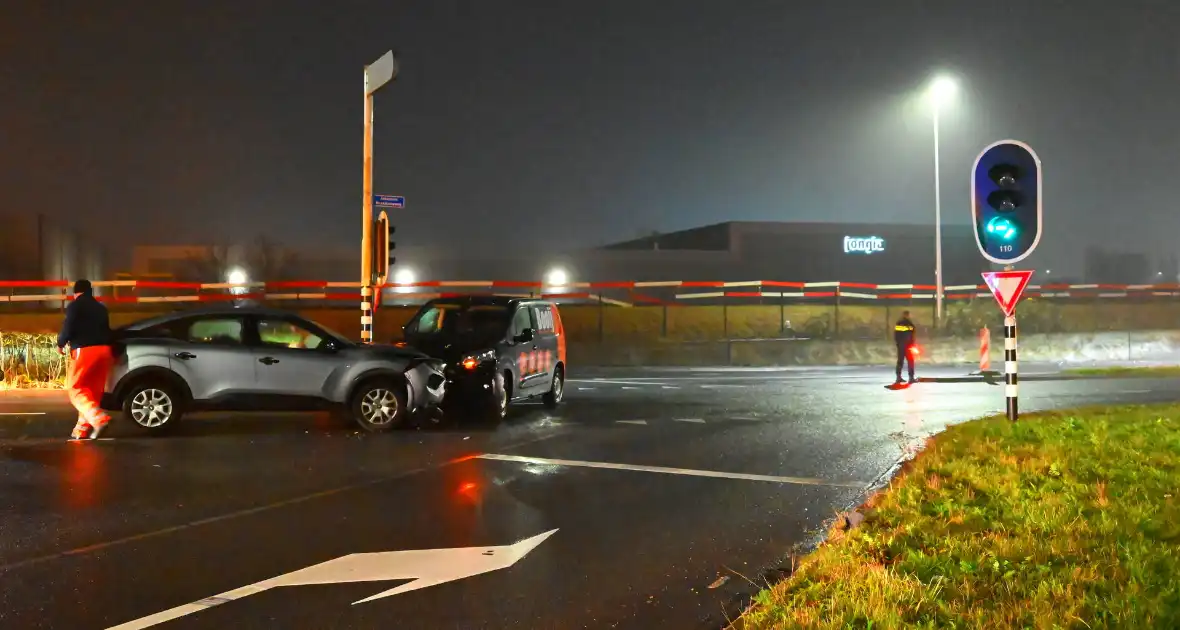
[1,365,1179,630]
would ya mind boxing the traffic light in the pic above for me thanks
[971,140,1042,265]
[372,211,395,285]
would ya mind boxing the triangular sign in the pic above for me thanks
[981,270,1034,317]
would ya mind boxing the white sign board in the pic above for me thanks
[843,236,885,255]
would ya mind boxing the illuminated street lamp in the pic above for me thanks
[226,267,248,296]
[926,73,958,326]
[545,268,569,288]
[392,267,416,294]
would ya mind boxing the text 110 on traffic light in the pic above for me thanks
[971,139,1042,265]
[373,211,395,285]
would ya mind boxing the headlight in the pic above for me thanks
[460,350,495,371]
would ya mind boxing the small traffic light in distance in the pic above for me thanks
[373,211,391,285]
[971,139,1042,265]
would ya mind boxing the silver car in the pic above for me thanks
[100,306,446,433]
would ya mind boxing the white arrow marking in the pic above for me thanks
[106,529,558,630]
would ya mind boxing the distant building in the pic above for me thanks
[592,221,987,284]
[0,213,105,282]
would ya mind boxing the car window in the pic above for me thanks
[412,306,444,335]
[258,319,324,350]
[511,307,533,337]
[186,318,244,346]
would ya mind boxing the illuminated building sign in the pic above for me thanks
[843,236,885,255]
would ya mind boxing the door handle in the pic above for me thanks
[259,357,280,365]
[174,352,196,360]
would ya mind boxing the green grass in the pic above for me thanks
[738,405,1180,629]
[1066,366,1180,378]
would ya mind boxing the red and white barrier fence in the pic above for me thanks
[0,279,1178,306]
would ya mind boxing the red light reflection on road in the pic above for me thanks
[62,443,106,509]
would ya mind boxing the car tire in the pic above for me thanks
[543,366,564,409]
[350,378,409,433]
[483,371,510,423]
[121,379,185,434]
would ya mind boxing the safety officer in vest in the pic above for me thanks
[893,310,917,385]
[57,279,115,440]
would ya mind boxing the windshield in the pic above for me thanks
[406,303,511,345]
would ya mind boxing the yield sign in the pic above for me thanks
[982,270,1033,317]
[107,529,558,629]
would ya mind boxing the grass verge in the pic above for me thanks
[1065,366,1180,378]
[738,404,1180,629]
[0,332,65,389]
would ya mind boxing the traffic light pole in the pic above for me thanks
[358,51,396,344]
[361,82,375,344]
[1004,314,1018,421]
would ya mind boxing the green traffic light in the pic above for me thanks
[986,216,1018,241]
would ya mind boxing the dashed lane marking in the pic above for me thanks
[673,418,706,423]
[0,412,47,416]
[616,420,648,425]
[476,454,868,488]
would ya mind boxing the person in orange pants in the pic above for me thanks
[57,279,114,440]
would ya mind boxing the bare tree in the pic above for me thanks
[180,245,231,283]
[247,235,297,281]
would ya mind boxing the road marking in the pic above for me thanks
[700,384,746,389]
[568,379,667,386]
[674,418,706,423]
[0,432,566,574]
[616,420,648,425]
[661,386,680,390]
[621,386,639,390]
[576,387,596,391]
[0,412,46,416]
[476,454,866,488]
[105,530,559,629]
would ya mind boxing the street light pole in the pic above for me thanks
[933,101,944,326]
[360,51,397,344]
[926,74,956,328]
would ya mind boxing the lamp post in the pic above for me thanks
[360,50,397,343]
[927,75,957,327]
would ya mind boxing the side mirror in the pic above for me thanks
[514,328,535,344]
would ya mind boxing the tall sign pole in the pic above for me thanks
[360,51,397,343]
[972,139,1042,421]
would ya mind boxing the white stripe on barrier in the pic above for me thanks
[439,281,494,287]
[1005,360,1017,373]
[722,281,763,287]
[1004,337,1016,350]
[138,296,200,303]
[779,292,804,298]
[93,280,138,288]
[839,291,876,299]
[910,293,935,299]
[1128,284,1153,290]
[876,284,914,290]
[593,295,631,307]
[325,281,361,288]
[634,281,683,287]
[944,284,978,291]
[757,292,782,298]
[1070,284,1099,289]
[0,294,63,302]
[1098,293,1128,298]
[360,315,373,325]
[803,281,840,287]
[675,292,725,299]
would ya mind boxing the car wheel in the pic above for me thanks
[350,379,409,433]
[482,372,510,423]
[543,366,564,409]
[122,380,185,433]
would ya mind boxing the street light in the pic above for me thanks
[546,268,568,287]
[359,50,398,344]
[927,74,958,326]
[226,267,248,296]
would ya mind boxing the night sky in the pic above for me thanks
[4,1,1179,275]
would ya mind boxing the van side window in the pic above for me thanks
[533,306,555,332]
[511,307,533,337]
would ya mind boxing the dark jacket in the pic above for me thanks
[893,317,916,346]
[57,293,112,350]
